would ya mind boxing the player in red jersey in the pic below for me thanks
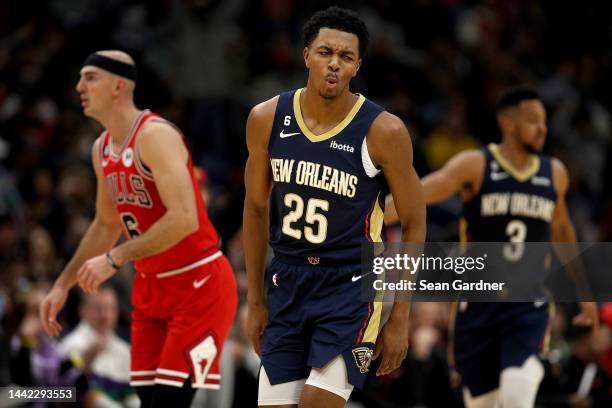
[39,50,238,408]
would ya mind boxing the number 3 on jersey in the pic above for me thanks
[121,213,141,239]
[282,193,329,244]
[503,219,526,261]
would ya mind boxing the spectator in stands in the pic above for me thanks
[7,285,87,399]
[60,286,138,408]
[539,326,612,407]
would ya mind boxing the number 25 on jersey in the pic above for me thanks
[282,193,329,244]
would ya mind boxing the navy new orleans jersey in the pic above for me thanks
[261,89,388,389]
[453,143,557,397]
[463,143,556,243]
[268,88,387,264]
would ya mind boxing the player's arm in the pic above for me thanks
[367,112,426,376]
[550,158,599,330]
[243,96,277,355]
[40,138,123,336]
[384,150,484,226]
[107,123,199,265]
[551,159,576,243]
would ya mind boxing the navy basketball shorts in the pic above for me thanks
[261,257,381,389]
[453,302,549,397]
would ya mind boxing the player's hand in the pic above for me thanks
[246,300,268,357]
[77,254,117,294]
[574,302,599,332]
[373,315,409,376]
[39,286,68,337]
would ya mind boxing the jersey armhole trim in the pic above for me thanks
[133,118,163,181]
[267,94,284,151]
[361,137,381,178]
[97,131,108,167]
[134,117,194,181]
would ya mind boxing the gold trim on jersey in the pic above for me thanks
[362,301,382,344]
[293,88,366,142]
[488,143,540,182]
[368,193,384,242]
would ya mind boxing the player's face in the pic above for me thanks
[75,66,115,118]
[515,100,547,153]
[304,28,361,100]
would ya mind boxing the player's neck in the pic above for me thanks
[497,140,534,170]
[103,104,142,146]
[300,86,357,133]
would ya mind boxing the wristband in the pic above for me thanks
[106,252,121,270]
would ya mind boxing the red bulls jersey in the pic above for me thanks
[99,110,219,274]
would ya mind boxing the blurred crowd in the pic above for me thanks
[2,0,612,406]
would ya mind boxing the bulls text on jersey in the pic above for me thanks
[106,172,152,208]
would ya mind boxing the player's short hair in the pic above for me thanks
[496,86,541,113]
[302,6,369,57]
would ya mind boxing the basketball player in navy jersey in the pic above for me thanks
[386,87,599,407]
[243,7,426,408]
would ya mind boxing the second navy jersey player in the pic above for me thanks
[454,143,556,399]
[427,100,562,406]
[269,88,387,263]
[384,86,599,407]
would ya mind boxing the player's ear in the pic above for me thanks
[112,78,124,97]
[354,59,362,77]
[497,111,515,134]
[497,112,506,130]
[304,47,310,69]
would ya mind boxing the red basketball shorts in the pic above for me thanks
[129,251,238,389]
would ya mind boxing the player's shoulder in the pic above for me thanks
[549,156,567,173]
[444,149,486,172]
[246,95,281,149]
[540,153,568,180]
[370,111,405,133]
[367,111,410,148]
[248,95,280,124]
[444,148,486,179]
[550,156,569,192]
[138,116,183,144]
[135,116,187,162]
[453,148,486,164]
[364,111,416,168]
